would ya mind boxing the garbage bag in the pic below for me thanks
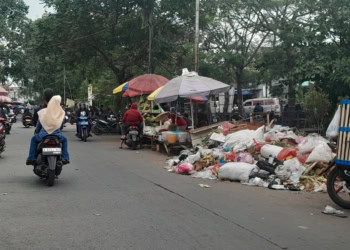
[176,163,194,175]
[235,152,254,164]
[326,106,340,138]
[260,144,283,158]
[218,162,257,182]
[224,126,265,150]
[306,142,333,163]
[277,147,297,161]
[184,151,201,164]
[296,152,310,164]
[191,169,217,180]
[257,160,277,174]
[274,158,305,182]
[297,134,329,154]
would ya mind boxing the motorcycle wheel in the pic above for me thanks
[82,129,87,142]
[132,140,137,150]
[47,169,55,187]
[327,167,350,209]
[92,126,103,136]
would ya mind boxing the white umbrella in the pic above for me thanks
[154,70,230,128]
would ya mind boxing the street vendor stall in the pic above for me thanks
[148,69,230,155]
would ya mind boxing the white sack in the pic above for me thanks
[218,162,257,182]
[260,144,283,158]
[306,142,333,163]
[297,134,329,154]
[224,126,265,150]
[326,106,340,138]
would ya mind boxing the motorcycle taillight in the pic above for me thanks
[44,139,59,146]
[130,126,138,129]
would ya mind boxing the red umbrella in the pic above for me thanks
[0,86,8,97]
[127,74,169,96]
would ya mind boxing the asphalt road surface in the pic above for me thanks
[0,122,349,250]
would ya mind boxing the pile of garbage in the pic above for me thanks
[165,123,335,192]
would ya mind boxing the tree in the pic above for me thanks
[203,0,271,114]
[0,0,29,83]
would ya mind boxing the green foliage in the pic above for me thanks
[303,87,331,132]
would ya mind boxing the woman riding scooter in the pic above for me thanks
[26,95,70,165]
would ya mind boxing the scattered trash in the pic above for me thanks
[1,193,8,196]
[163,123,337,196]
[298,226,309,230]
[322,205,347,218]
[198,184,211,188]
[94,213,101,216]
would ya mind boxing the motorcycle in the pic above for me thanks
[8,111,16,123]
[0,116,11,134]
[23,115,33,128]
[68,111,76,125]
[33,135,64,186]
[0,122,5,156]
[120,123,141,150]
[92,114,121,135]
[78,111,90,142]
[322,156,350,209]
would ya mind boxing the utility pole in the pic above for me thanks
[194,0,200,72]
[63,66,66,106]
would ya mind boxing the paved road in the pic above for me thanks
[0,122,349,250]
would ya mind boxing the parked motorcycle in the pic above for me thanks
[322,156,350,209]
[78,111,90,142]
[92,114,121,135]
[8,111,16,123]
[33,135,64,186]
[120,123,141,150]
[68,111,76,125]
[23,115,33,128]
[0,116,11,134]
[0,122,6,156]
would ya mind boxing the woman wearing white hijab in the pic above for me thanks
[26,95,70,165]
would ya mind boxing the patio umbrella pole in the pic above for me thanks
[191,98,194,129]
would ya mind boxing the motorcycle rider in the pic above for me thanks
[75,103,92,137]
[26,95,70,165]
[121,102,143,139]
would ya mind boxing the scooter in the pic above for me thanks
[78,111,90,142]
[0,116,11,134]
[322,156,350,209]
[33,135,64,186]
[0,123,6,156]
[120,123,142,150]
[92,114,121,135]
[23,115,33,128]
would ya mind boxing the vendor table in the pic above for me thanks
[157,141,191,156]
[142,134,157,150]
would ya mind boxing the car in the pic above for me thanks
[243,98,281,116]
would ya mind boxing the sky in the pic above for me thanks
[23,0,47,20]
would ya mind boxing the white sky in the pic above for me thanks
[23,0,48,20]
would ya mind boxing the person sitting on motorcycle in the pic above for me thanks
[26,95,70,165]
[23,108,32,118]
[75,103,92,137]
[121,102,144,139]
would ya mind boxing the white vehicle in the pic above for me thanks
[243,98,281,116]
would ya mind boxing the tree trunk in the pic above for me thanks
[235,67,244,116]
[223,91,230,114]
